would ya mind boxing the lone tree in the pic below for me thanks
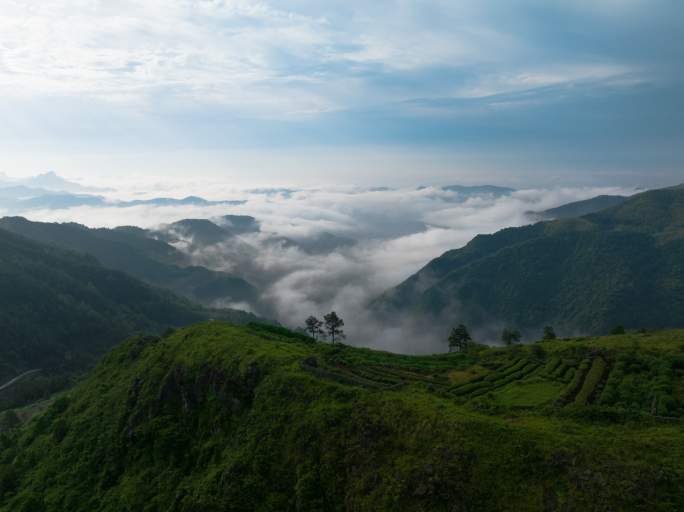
[448,324,472,353]
[304,316,324,340]
[324,311,345,343]
[542,326,556,340]
[501,327,521,346]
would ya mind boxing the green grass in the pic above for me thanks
[491,378,565,407]
[1,323,683,511]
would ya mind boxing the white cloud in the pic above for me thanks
[15,181,640,351]
[0,0,336,115]
[0,0,642,117]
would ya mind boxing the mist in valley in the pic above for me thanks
[0,177,639,353]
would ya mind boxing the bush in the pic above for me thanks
[558,359,591,403]
[551,361,569,379]
[247,323,314,344]
[543,356,560,375]
[598,361,625,405]
[483,359,527,382]
[530,344,546,360]
[574,358,607,406]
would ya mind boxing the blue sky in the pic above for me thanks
[0,0,682,187]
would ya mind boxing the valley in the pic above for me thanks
[2,3,682,508]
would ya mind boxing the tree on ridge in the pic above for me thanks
[304,316,324,340]
[324,312,345,344]
[448,324,471,353]
[501,327,521,346]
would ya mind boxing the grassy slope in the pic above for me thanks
[1,324,683,511]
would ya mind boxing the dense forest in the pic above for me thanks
[0,228,258,386]
[0,217,259,310]
[376,185,684,338]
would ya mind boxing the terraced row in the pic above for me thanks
[450,360,541,398]
[360,365,450,386]
[304,351,681,416]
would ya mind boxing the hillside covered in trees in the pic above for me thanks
[1,322,681,511]
[526,194,629,221]
[375,185,684,339]
[0,217,259,311]
[0,228,258,387]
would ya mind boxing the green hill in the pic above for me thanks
[527,194,628,221]
[0,228,258,390]
[0,217,259,310]
[1,322,682,511]
[375,185,684,338]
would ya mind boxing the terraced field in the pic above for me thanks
[4,322,683,512]
[305,328,684,417]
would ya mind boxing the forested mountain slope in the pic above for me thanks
[0,217,258,309]
[0,228,257,383]
[375,185,684,338]
[527,194,628,221]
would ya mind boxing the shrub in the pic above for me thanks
[574,357,607,406]
[598,361,625,405]
[543,357,561,375]
[530,343,546,360]
[551,361,569,379]
[558,359,591,403]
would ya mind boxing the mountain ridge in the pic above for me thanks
[0,227,260,383]
[0,322,681,511]
[527,194,629,221]
[374,185,684,338]
[0,217,260,311]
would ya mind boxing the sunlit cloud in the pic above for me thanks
[0,1,681,184]
[9,179,640,351]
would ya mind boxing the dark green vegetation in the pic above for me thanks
[2,323,682,511]
[0,228,259,395]
[0,217,259,309]
[527,194,628,221]
[376,185,684,338]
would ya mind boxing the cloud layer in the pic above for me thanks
[15,181,639,352]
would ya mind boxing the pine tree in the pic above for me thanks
[324,312,345,343]
[448,324,471,352]
[304,316,324,340]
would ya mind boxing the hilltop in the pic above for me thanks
[1,322,682,511]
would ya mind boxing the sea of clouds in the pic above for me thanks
[12,181,639,352]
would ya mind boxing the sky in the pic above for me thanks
[1,0,683,187]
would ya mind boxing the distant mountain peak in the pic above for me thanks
[17,171,113,194]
